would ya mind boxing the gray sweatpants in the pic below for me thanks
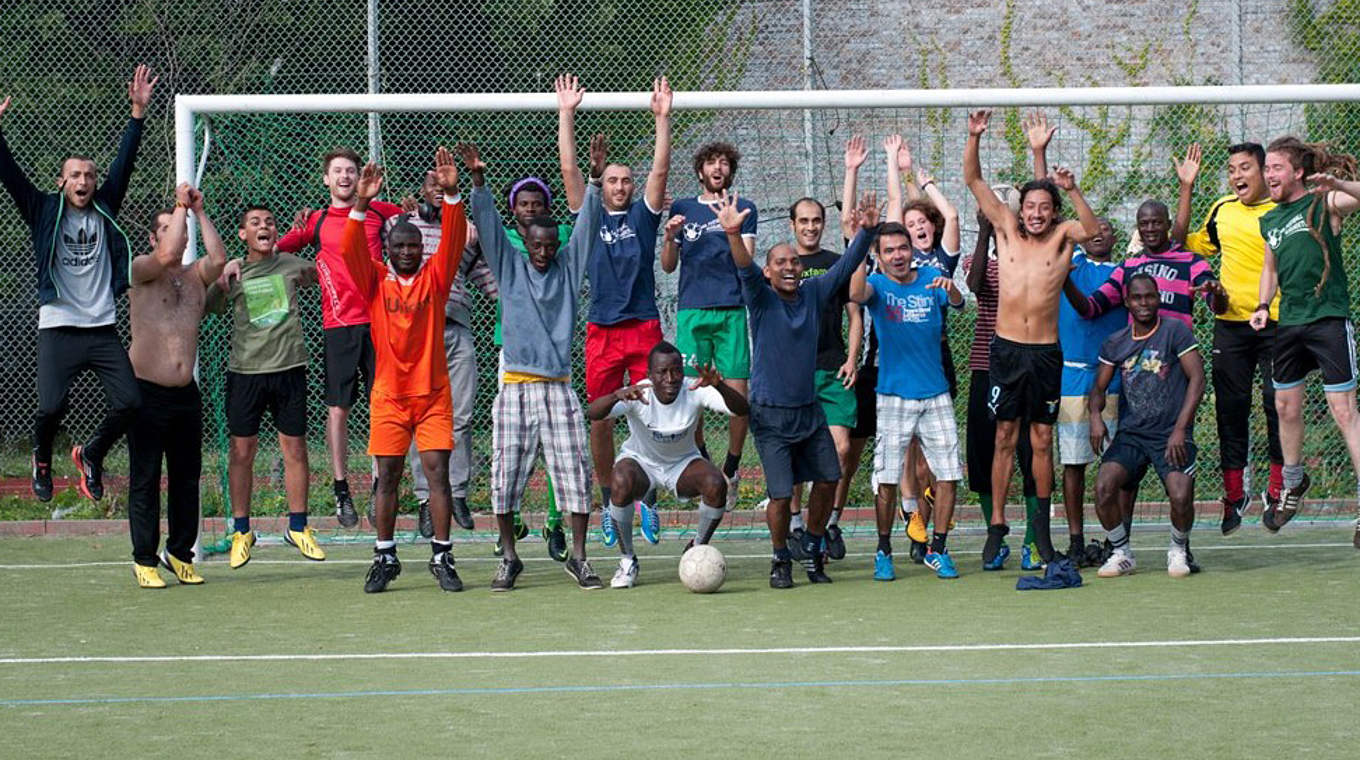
[410,323,478,499]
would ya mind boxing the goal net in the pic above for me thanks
[179,85,1360,550]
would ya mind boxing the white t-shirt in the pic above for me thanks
[610,381,735,464]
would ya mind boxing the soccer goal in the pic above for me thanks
[176,83,1360,552]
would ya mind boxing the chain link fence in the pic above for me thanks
[1,1,1357,533]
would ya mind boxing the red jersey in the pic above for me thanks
[340,197,467,399]
[277,200,402,329]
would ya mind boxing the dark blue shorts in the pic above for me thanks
[749,402,842,499]
[1102,431,1197,485]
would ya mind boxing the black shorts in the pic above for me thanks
[323,325,376,408]
[226,367,308,438]
[851,365,878,439]
[988,336,1061,425]
[1272,317,1357,393]
[1102,431,1197,485]
[749,402,842,499]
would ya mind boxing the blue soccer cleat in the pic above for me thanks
[983,542,1011,571]
[600,508,617,548]
[873,550,896,581]
[1021,542,1045,571]
[638,501,660,545]
[924,550,959,579]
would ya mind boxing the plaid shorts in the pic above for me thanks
[873,392,963,484]
[491,381,592,515]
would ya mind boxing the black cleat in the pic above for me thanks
[909,539,928,564]
[31,452,52,503]
[336,489,359,529]
[800,532,832,583]
[451,496,474,530]
[563,557,604,589]
[544,523,568,562]
[71,445,103,501]
[363,552,401,593]
[417,500,434,539]
[788,527,808,561]
[428,552,463,591]
[769,558,794,589]
[825,524,846,560]
[490,557,524,591]
[1220,495,1249,536]
[494,519,530,557]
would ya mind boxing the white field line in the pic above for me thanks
[1,636,1358,666]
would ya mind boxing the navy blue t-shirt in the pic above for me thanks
[670,195,758,309]
[739,229,871,407]
[586,198,661,325]
[865,268,953,400]
[1098,318,1199,439]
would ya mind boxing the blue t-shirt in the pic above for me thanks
[670,195,758,309]
[739,229,871,407]
[864,268,952,400]
[1060,251,1127,396]
[586,198,661,325]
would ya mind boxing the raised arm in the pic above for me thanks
[100,65,157,212]
[822,193,876,294]
[917,166,960,253]
[884,134,905,224]
[0,96,43,224]
[426,146,469,294]
[343,162,387,299]
[645,77,673,212]
[458,142,512,279]
[565,135,606,287]
[965,210,992,294]
[133,184,191,284]
[1310,173,1360,222]
[1023,110,1056,181]
[847,197,880,304]
[191,188,228,285]
[555,73,586,212]
[840,135,866,240]
[1170,143,1201,244]
[717,191,754,269]
[1051,166,1100,244]
[963,110,1017,234]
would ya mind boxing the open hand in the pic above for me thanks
[1050,166,1077,191]
[456,143,487,183]
[1023,110,1056,151]
[651,76,673,117]
[589,133,608,179]
[434,146,459,193]
[1173,143,1202,186]
[715,191,750,235]
[128,64,159,118]
[844,135,867,170]
[665,214,687,239]
[967,109,992,136]
[690,362,724,390]
[357,162,384,201]
[555,73,584,112]
[856,191,880,229]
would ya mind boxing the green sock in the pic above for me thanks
[513,510,524,529]
[1023,495,1040,546]
[545,473,561,529]
[979,494,993,523]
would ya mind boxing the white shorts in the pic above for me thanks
[873,392,963,484]
[1056,395,1118,466]
[615,448,704,498]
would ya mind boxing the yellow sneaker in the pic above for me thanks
[907,510,929,544]
[285,525,326,561]
[229,530,256,569]
[160,550,204,585]
[133,563,166,589]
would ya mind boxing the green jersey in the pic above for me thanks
[1260,194,1350,326]
[207,253,313,373]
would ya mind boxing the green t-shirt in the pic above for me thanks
[493,224,573,345]
[207,253,313,373]
[1260,194,1350,326]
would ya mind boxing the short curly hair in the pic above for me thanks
[692,142,740,185]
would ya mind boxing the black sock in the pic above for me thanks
[722,452,741,478]
[698,444,711,462]
[877,534,892,554]
[983,523,1009,563]
[1070,532,1085,551]
[773,547,791,562]
[600,485,611,506]
[333,478,350,495]
[1034,498,1055,562]
[931,532,947,554]
[431,540,452,558]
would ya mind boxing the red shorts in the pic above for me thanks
[369,389,454,456]
[585,318,663,401]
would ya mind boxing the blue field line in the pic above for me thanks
[4,669,1359,707]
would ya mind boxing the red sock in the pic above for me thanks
[1269,463,1284,499]
[1223,468,1245,502]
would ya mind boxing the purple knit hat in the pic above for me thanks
[508,177,553,209]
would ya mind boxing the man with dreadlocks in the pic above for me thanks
[1252,137,1360,548]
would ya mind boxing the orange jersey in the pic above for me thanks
[341,197,468,398]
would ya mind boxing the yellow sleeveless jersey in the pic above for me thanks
[1183,193,1278,322]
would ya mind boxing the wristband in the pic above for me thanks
[920,179,935,189]
[1255,302,1270,313]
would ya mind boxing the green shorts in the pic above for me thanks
[814,368,858,428]
[676,307,751,379]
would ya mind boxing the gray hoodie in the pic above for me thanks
[471,181,601,378]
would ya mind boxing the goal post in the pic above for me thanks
[179,83,1360,549]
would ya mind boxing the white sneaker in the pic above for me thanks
[1167,546,1191,578]
[1097,548,1137,578]
[610,556,638,589]
[726,473,741,510]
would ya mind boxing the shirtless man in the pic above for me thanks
[963,109,1100,567]
[125,183,226,588]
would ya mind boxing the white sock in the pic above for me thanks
[902,496,919,514]
[375,539,396,551]
[609,503,635,558]
[1170,526,1189,550]
[696,502,725,544]
[790,511,805,531]
[827,509,841,527]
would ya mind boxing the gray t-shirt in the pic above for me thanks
[1098,318,1199,439]
[38,207,115,328]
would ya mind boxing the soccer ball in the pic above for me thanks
[678,544,726,593]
